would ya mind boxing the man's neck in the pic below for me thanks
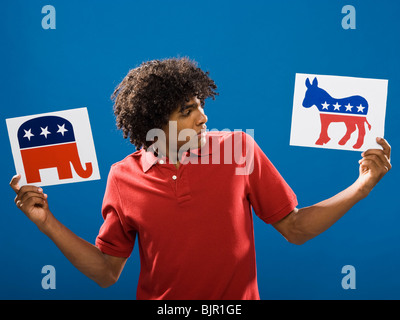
[156,144,182,169]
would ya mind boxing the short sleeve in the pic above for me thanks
[246,135,298,224]
[95,167,136,257]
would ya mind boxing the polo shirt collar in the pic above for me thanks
[140,137,214,173]
[141,149,161,173]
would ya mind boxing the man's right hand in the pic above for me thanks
[10,174,127,287]
[10,174,50,229]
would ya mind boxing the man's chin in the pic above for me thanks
[177,135,206,153]
[199,135,206,148]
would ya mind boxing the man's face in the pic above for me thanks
[162,96,208,153]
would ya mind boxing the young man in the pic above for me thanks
[10,58,391,300]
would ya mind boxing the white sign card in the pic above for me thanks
[6,107,101,187]
[290,73,388,152]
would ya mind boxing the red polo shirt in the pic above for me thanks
[95,131,297,299]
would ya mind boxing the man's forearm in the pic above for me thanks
[40,213,117,287]
[288,181,367,244]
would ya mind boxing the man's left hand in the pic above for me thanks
[357,137,392,197]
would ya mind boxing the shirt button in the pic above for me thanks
[172,175,177,180]
[159,160,164,164]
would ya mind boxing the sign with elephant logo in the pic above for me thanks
[6,107,100,187]
[290,73,388,152]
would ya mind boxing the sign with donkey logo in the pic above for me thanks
[290,73,388,152]
[6,107,100,187]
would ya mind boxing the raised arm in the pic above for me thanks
[10,174,126,287]
[273,137,392,245]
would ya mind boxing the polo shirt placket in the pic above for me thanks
[155,155,192,205]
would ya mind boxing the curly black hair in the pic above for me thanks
[111,57,218,150]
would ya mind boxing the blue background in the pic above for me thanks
[1,0,399,299]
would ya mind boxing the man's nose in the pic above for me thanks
[197,107,208,125]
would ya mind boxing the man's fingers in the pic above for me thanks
[359,155,390,175]
[9,174,21,194]
[14,186,47,205]
[361,149,392,171]
[359,154,384,167]
[15,189,48,208]
[16,195,47,209]
[359,158,381,174]
[16,190,47,204]
[376,137,391,159]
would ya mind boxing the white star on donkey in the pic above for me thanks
[40,126,51,139]
[345,103,353,112]
[321,101,330,110]
[357,104,365,113]
[57,123,68,136]
[333,102,341,110]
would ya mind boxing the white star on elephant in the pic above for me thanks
[57,123,68,136]
[40,126,51,139]
[23,128,34,141]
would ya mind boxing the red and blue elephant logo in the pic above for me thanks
[18,116,93,184]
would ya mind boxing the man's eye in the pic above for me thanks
[183,109,192,116]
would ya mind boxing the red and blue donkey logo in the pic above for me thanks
[302,77,371,149]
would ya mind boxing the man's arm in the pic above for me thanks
[273,137,392,245]
[10,174,126,287]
